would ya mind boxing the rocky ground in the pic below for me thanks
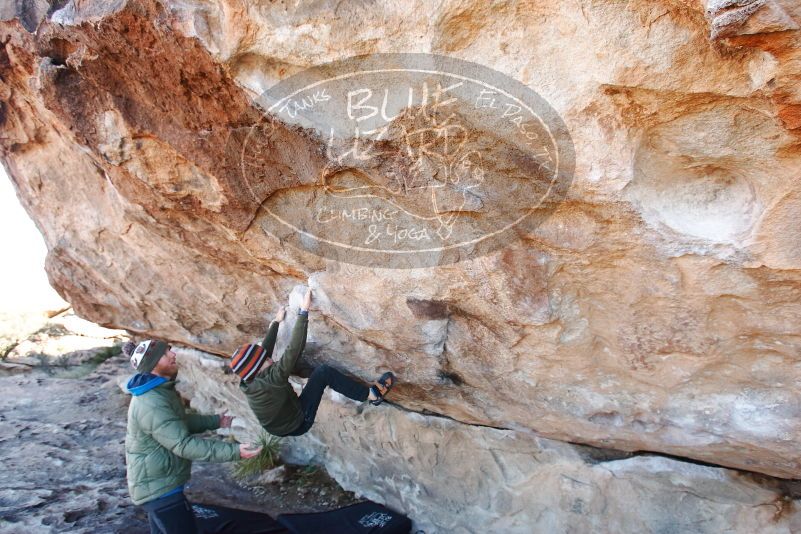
[0,310,359,533]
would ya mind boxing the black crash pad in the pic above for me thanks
[191,503,288,534]
[277,501,412,534]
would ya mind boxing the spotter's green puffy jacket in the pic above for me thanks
[125,376,240,505]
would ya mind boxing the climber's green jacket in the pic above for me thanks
[240,312,308,436]
[125,375,240,505]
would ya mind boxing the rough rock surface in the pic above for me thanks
[178,346,801,534]
[0,359,144,533]
[1,0,801,493]
[0,311,358,533]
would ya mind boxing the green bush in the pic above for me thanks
[233,433,282,480]
[89,342,123,365]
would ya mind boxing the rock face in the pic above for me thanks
[1,0,801,505]
[178,347,801,533]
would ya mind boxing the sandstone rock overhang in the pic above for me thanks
[1,0,800,479]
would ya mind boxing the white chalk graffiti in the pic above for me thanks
[321,81,487,241]
[242,53,575,267]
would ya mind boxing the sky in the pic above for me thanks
[0,164,68,312]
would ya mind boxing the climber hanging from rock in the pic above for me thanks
[232,287,396,437]
[123,340,263,534]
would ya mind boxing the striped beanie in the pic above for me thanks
[230,343,268,381]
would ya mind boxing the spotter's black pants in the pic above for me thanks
[141,492,198,534]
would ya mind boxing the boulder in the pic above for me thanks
[1,0,801,486]
[177,347,801,534]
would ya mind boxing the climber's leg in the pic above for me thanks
[287,364,370,436]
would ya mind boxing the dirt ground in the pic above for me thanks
[0,310,360,533]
